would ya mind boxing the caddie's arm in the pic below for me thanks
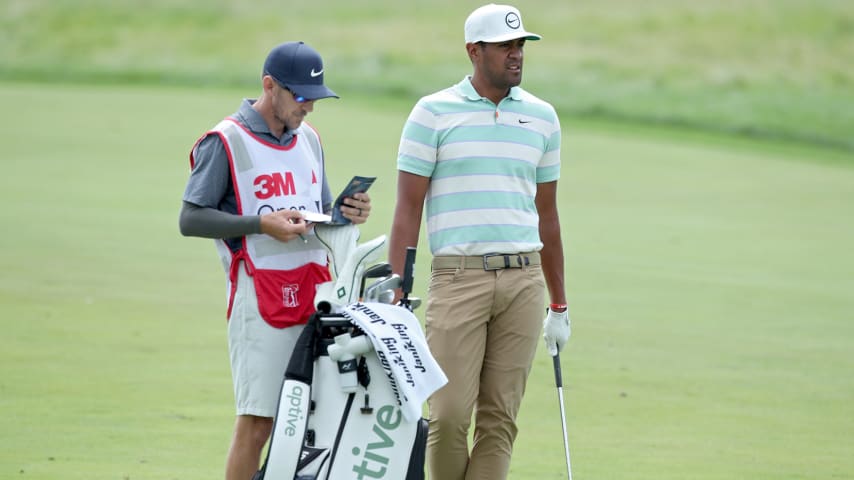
[180,201,308,243]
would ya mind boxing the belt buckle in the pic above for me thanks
[482,253,504,271]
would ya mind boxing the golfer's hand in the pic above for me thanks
[260,209,309,243]
[543,307,571,356]
[340,192,371,225]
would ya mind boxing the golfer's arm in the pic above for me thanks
[179,200,261,239]
[536,181,567,306]
[389,171,429,277]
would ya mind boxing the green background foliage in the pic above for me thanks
[1,1,853,479]
[2,0,853,150]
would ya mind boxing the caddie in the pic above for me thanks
[179,41,372,480]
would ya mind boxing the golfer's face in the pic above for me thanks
[273,84,315,132]
[477,38,526,89]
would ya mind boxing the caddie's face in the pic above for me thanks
[474,38,526,90]
[270,81,316,132]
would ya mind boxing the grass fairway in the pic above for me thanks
[1,81,853,480]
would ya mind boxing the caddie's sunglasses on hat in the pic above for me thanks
[265,72,309,103]
[284,87,308,104]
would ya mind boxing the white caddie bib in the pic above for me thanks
[208,118,331,328]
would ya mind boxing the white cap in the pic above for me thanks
[464,4,542,44]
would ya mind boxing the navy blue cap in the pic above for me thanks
[263,41,338,100]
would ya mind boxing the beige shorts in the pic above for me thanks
[228,265,304,417]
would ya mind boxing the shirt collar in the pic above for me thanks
[237,99,295,145]
[237,99,269,132]
[457,76,522,102]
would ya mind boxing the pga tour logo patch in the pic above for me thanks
[282,284,300,308]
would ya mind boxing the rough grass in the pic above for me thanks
[1,0,852,150]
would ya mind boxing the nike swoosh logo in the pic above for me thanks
[518,119,532,124]
[310,68,323,77]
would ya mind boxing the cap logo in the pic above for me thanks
[505,12,520,29]
[310,68,323,77]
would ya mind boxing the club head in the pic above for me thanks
[364,274,401,303]
[363,263,392,279]
[408,297,421,310]
[397,296,421,311]
[360,263,393,297]
[378,289,395,304]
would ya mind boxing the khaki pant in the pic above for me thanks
[425,258,545,480]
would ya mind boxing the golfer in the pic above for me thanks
[388,4,571,479]
[179,41,371,480]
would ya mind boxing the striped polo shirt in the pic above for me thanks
[397,76,562,256]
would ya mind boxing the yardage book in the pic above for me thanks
[330,175,376,225]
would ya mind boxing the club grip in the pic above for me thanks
[552,354,563,388]
[401,247,417,295]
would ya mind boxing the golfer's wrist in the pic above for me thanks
[550,303,568,313]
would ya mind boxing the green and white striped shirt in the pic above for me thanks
[397,76,561,256]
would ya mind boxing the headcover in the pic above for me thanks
[313,224,387,311]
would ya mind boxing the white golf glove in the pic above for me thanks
[543,307,571,356]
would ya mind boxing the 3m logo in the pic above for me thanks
[255,172,296,199]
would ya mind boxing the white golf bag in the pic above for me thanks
[254,227,441,480]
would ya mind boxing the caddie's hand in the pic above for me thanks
[341,192,371,225]
[543,307,571,356]
[259,209,309,243]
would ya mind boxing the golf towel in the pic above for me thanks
[342,302,448,422]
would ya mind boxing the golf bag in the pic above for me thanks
[255,230,444,480]
[255,310,429,480]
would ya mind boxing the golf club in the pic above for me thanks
[376,289,395,305]
[359,263,393,300]
[553,353,573,480]
[364,274,402,302]
[398,247,416,310]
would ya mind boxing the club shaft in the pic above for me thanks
[557,385,573,480]
[553,354,573,480]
